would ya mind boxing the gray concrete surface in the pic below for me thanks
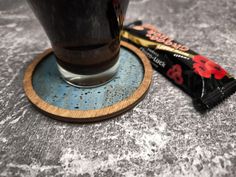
[0,0,236,176]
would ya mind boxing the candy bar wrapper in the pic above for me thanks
[122,21,236,112]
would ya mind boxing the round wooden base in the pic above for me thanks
[23,41,153,123]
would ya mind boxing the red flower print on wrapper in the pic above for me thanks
[193,63,211,78]
[193,55,208,65]
[167,69,174,78]
[193,55,227,80]
[205,60,227,79]
[167,64,184,85]
[172,64,182,74]
[173,73,184,85]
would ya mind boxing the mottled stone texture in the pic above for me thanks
[0,0,236,176]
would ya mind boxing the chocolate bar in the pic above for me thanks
[122,21,236,112]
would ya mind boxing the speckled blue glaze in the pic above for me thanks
[32,47,144,110]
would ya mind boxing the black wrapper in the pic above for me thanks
[122,21,236,113]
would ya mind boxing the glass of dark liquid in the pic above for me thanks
[27,0,129,87]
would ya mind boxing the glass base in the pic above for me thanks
[57,59,119,88]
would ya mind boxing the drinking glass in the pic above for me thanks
[27,0,129,87]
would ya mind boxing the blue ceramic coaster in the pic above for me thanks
[23,41,153,122]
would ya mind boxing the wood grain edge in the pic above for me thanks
[23,41,153,123]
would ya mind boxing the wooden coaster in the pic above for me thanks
[23,41,153,123]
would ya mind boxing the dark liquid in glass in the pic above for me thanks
[27,0,129,74]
